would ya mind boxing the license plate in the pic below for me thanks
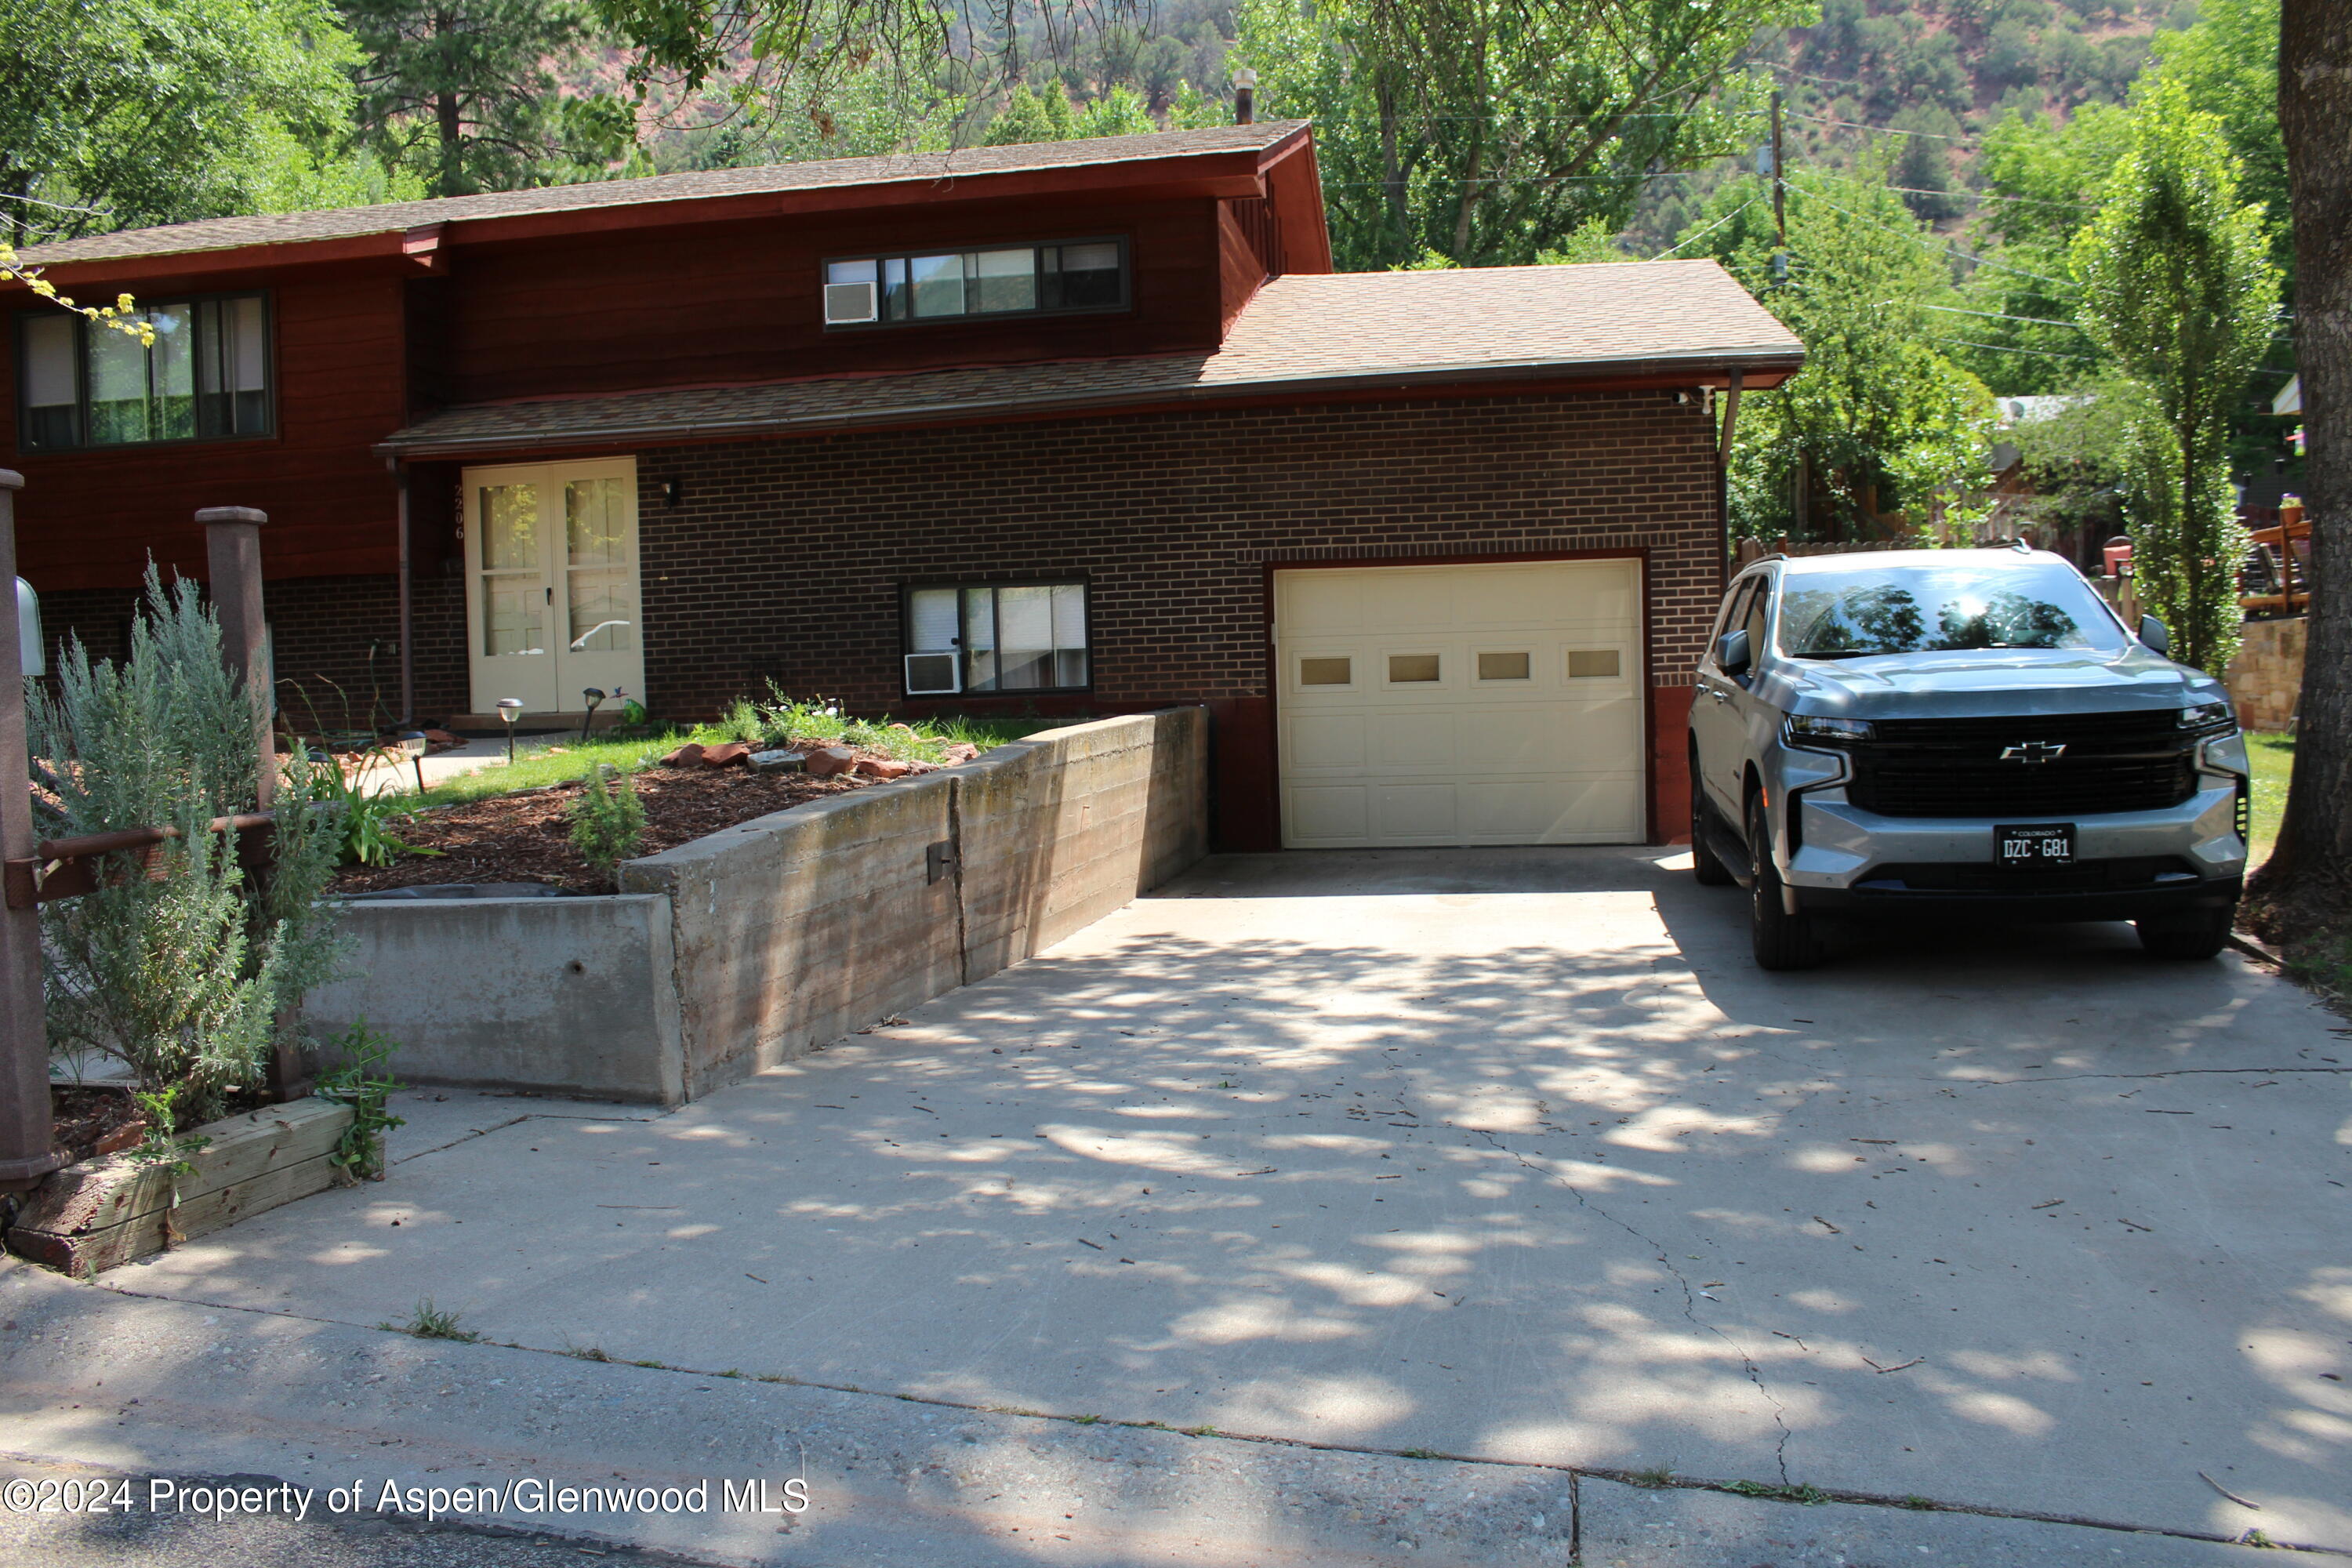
[1996,823,2074,869]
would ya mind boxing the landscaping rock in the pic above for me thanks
[854,757,913,779]
[699,742,753,768]
[661,742,706,768]
[804,746,857,778]
[750,749,806,774]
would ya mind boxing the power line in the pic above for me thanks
[1917,302,2089,331]
[1784,109,1978,147]
[1928,336,2101,360]
[1650,195,1762,260]
[1886,183,2106,210]
[1797,186,2081,290]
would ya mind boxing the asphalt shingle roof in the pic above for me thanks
[376,260,1803,456]
[13,122,1308,269]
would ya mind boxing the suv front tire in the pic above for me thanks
[1748,792,1824,971]
[2135,906,2234,960]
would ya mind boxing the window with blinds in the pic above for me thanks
[16,292,270,451]
[903,582,1089,695]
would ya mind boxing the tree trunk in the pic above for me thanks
[1452,136,1483,261]
[433,10,464,198]
[436,90,463,197]
[2248,0,2352,933]
[1376,82,1411,265]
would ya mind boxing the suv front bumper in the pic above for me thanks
[1784,779,2246,921]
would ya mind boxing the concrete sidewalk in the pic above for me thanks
[0,1262,2279,1566]
[5,846,2347,1561]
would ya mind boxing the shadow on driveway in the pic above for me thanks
[107,847,2352,1551]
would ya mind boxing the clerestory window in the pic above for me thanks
[824,241,1126,327]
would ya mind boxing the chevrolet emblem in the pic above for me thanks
[2000,740,2067,764]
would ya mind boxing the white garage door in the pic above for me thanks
[1275,560,1646,848]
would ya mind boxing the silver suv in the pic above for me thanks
[1690,547,2250,970]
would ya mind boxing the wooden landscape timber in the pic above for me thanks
[5,1097,354,1274]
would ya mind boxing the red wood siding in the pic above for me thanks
[1263,139,1333,274]
[1216,201,1272,332]
[2,268,408,591]
[432,197,1228,406]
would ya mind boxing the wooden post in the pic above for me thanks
[199,506,274,811]
[198,506,307,1101]
[0,471,63,1192]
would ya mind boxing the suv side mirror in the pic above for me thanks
[1716,628,1752,676]
[2138,615,2171,657]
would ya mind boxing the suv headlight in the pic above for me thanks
[2177,700,2235,733]
[1784,714,1874,746]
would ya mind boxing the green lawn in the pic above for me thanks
[390,710,1072,811]
[2246,730,2294,865]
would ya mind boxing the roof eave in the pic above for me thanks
[373,346,1806,460]
[7,125,1316,283]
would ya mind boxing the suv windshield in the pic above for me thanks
[1775,560,2127,659]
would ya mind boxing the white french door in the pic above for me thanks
[463,457,644,715]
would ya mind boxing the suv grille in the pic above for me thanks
[1847,712,2198,818]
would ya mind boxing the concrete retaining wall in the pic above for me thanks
[2225,617,2304,732]
[303,709,1208,1103]
[305,895,685,1103]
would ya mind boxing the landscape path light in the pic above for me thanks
[497,698,524,764]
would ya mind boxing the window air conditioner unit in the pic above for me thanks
[904,652,960,695]
[824,281,879,325]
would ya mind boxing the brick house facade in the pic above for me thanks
[5,123,1800,851]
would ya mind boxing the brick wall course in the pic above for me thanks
[34,574,467,732]
[631,389,1724,718]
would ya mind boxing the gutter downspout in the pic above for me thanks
[1717,369,1744,601]
[393,459,414,728]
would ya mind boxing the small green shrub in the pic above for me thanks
[568,764,646,880]
[317,1021,406,1183]
[307,749,441,867]
[125,1085,211,1185]
[31,566,350,1126]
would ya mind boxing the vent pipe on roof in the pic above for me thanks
[1234,67,1258,125]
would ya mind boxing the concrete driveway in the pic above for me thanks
[36,848,2352,1555]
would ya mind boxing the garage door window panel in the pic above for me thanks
[1298,656,1354,688]
[1568,648,1624,680]
[1385,653,1443,684]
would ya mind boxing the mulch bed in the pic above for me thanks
[49,1084,147,1163]
[328,742,974,895]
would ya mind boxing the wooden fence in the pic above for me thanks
[2,479,296,1194]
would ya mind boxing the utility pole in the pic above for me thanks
[1770,90,1788,249]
